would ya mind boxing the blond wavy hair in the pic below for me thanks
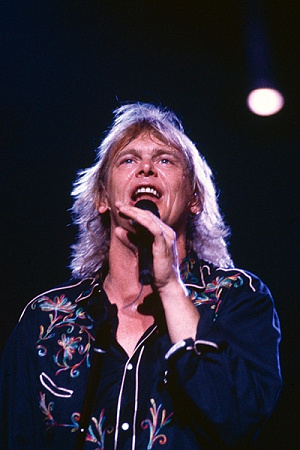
[70,103,233,278]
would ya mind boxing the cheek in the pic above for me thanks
[174,173,191,194]
[107,169,134,200]
[176,180,194,209]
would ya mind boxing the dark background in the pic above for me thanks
[1,1,299,448]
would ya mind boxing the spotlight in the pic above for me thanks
[244,1,285,117]
[247,87,285,116]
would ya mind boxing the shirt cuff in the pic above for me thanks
[165,338,219,360]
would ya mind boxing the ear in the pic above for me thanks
[97,190,110,214]
[189,192,202,215]
[98,203,109,214]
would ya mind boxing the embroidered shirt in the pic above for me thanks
[0,253,282,449]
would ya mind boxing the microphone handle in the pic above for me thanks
[135,199,160,285]
[137,226,154,285]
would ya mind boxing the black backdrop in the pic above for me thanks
[1,1,299,448]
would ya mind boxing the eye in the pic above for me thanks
[120,157,135,165]
[159,157,171,164]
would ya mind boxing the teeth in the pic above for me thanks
[135,187,159,198]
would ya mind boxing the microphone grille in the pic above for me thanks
[135,199,160,218]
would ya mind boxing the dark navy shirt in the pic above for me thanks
[0,253,282,449]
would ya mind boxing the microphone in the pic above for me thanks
[135,199,160,285]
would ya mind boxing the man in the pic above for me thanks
[0,103,281,449]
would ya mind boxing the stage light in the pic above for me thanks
[244,1,285,117]
[247,87,285,116]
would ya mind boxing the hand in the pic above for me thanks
[115,201,181,291]
[115,201,200,342]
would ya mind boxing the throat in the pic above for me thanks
[116,310,155,357]
[121,283,144,311]
[102,276,156,357]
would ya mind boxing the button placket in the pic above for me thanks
[115,356,137,448]
[114,327,158,449]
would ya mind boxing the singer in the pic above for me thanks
[0,103,281,449]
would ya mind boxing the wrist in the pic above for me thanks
[157,277,189,303]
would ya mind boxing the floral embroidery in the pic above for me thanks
[191,273,243,307]
[33,294,94,377]
[39,392,55,428]
[39,392,80,431]
[36,295,77,314]
[180,252,244,308]
[141,398,173,449]
[39,392,113,448]
[86,410,114,449]
[180,255,198,284]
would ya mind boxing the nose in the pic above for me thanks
[136,159,157,177]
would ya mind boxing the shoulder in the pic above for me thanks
[203,263,271,296]
[18,274,101,322]
[181,252,272,305]
[199,262,278,323]
[187,257,275,313]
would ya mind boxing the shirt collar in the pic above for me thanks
[180,250,206,290]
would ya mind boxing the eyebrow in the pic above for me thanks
[115,147,181,159]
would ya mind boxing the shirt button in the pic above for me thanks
[127,363,133,370]
[121,422,130,431]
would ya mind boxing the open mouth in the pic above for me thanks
[132,186,161,201]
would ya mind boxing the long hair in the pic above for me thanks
[70,103,233,278]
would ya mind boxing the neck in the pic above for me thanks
[103,227,187,305]
[106,237,140,287]
[103,235,146,309]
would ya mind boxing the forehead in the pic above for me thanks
[112,132,186,160]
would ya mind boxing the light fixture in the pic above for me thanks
[244,0,285,116]
[247,87,285,116]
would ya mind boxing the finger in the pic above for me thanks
[116,202,170,238]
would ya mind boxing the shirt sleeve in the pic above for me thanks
[165,272,282,448]
[0,310,41,449]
